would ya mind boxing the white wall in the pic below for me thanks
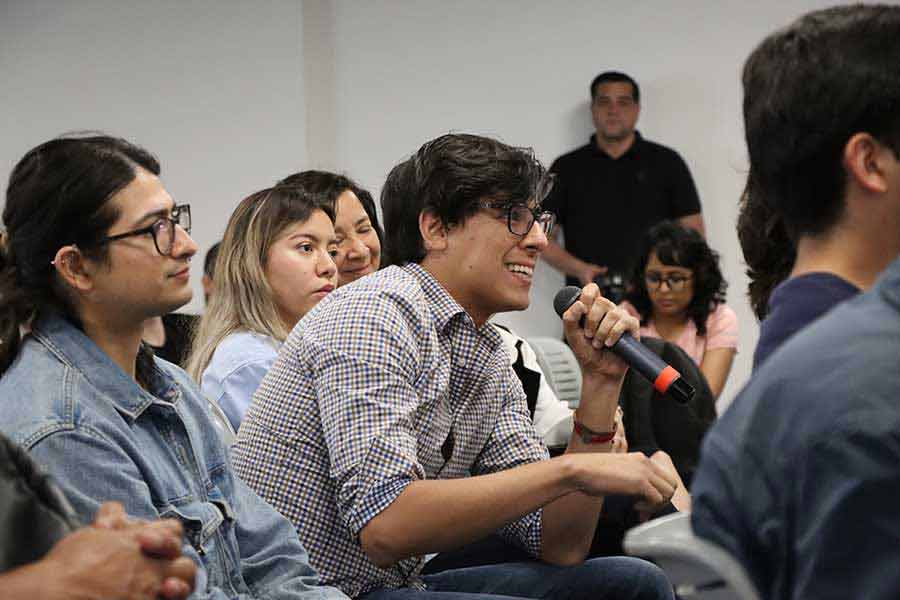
[319,0,834,409]
[1,0,837,408]
[0,0,307,313]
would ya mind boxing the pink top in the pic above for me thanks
[620,301,738,366]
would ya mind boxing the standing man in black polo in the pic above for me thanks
[544,71,705,289]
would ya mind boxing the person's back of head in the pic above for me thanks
[739,4,900,313]
[743,5,900,239]
[380,133,548,267]
[0,134,161,373]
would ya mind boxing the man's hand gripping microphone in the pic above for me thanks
[553,286,694,404]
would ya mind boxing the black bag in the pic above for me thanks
[619,337,717,486]
[0,432,79,572]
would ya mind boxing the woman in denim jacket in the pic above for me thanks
[0,134,348,600]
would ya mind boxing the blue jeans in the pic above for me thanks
[359,557,673,600]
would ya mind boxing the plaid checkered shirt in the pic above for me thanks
[232,263,549,597]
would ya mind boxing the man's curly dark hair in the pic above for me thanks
[624,221,727,336]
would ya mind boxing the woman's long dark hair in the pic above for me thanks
[0,134,160,374]
[277,170,383,250]
[737,177,796,320]
[624,221,727,336]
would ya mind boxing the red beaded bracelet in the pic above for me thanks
[573,420,617,444]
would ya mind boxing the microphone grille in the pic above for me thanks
[553,286,583,317]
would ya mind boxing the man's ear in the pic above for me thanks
[419,210,449,253]
[52,245,95,294]
[844,132,891,194]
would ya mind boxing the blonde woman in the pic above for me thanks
[188,177,338,431]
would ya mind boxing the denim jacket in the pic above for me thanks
[0,313,347,600]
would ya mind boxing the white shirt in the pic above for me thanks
[491,324,573,447]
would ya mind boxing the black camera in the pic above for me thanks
[593,272,627,304]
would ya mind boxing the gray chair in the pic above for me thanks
[624,513,761,600]
[527,336,582,409]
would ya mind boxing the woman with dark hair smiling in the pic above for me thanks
[278,171,382,287]
[621,221,738,398]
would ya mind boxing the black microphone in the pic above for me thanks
[553,286,694,404]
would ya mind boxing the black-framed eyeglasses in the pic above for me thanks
[479,172,557,237]
[484,202,557,237]
[644,272,692,292]
[96,204,192,257]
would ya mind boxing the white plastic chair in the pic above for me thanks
[526,337,582,409]
[205,397,237,446]
[624,513,761,600]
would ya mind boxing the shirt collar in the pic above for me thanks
[878,255,900,312]
[31,312,180,421]
[589,130,644,159]
[401,263,503,348]
[402,263,468,332]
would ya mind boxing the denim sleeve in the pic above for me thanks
[26,426,162,526]
[227,465,349,599]
[27,427,348,600]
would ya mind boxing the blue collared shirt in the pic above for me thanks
[752,272,860,370]
[692,257,900,599]
[233,264,548,597]
[0,313,347,600]
[201,330,279,431]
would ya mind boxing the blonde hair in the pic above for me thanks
[187,183,334,382]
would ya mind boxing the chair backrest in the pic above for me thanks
[0,432,79,570]
[624,513,761,600]
[528,336,716,484]
[619,337,716,485]
[526,337,582,409]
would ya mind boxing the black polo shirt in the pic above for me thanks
[545,132,701,284]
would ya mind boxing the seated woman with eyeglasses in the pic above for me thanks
[187,176,339,431]
[620,221,738,399]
